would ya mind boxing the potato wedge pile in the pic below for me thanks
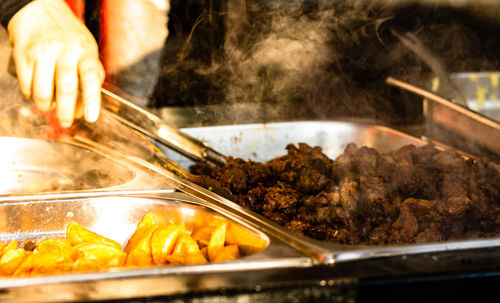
[0,212,267,277]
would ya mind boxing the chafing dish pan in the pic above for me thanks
[0,136,174,195]
[155,121,500,264]
[0,191,310,302]
[386,76,500,159]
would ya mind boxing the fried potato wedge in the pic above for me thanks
[17,239,78,275]
[212,245,240,263]
[0,247,28,276]
[124,213,165,253]
[73,243,126,272]
[125,224,158,266]
[191,226,212,247]
[66,222,121,248]
[168,234,207,265]
[13,252,34,277]
[0,242,7,257]
[27,252,74,275]
[151,224,185,265]
[208,222,227,261]
[0,240,18,258]
[165,253,207,265]
[36,238,77,258]
[225,223,267,250]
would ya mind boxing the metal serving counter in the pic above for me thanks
[2,120,500,302]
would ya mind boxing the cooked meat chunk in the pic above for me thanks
[191,142,500,245]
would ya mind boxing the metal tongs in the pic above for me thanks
[68,87,232,199]
[74,91,330,261]
[100,88,227,167]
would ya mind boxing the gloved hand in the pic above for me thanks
[7,0,105,128]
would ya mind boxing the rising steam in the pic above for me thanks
[152,0,500,124]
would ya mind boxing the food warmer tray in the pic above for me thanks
[0,136,175,195]
[0,191,311,302]
[3,121,500,302]
[157,120,500,263]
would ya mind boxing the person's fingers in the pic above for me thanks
[78,52,104,123]
[13,47,34,100]
[32,53,56,112]
[55,51,79,128]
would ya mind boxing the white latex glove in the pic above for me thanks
[7,0,105,127]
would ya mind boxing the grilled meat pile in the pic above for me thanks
[191,143,500,245]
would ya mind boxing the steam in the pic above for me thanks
[152,0,500,125]
[224,0,333,106]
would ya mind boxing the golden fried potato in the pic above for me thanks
[168,234,207,265]
[191,226,212,247]
[125,224,158,266]
[151,224,185,265]
[27,253,74,275]
[73,243,126,272]
[0,242,7,257]
[36,238,77,257]
[208,223,227,261]
[0,240,18,258]
[225,223,267,250]
[200,246,209,260]
[172,234,201,255]
[165,253,207,265]
[0,211,264,276]
[13,251,34,277]
[0,245,28,276]
[24,238,77,275]
[124,213,164,253]
[66,222,121,248]
[212,245,240,263]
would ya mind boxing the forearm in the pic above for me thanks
[0,0,32,28]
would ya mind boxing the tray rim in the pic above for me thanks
[0,190,312,286]
[0,136,175,195]
[170,120,500,263]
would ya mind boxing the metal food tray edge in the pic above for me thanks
[0,190,313,302]
[159,120,500,264]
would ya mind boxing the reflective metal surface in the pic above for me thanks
[0,137,173,195]
[0,191,309,302]
[2,121,500,302]
[163,121,427,170]
[386,76,500,157]
[153,121,500,264]
[101,88,227,166]
[426,72,500,122]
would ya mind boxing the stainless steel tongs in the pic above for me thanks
[100,88,227,167]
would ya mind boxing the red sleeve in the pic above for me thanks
[0,0,32,28]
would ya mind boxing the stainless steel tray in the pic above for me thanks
[426,72,500,122]
[163,121,425,170]
[157,121,500,263]
[386,76,500,159]
[0,136,175,195]
[0,191,310,302]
